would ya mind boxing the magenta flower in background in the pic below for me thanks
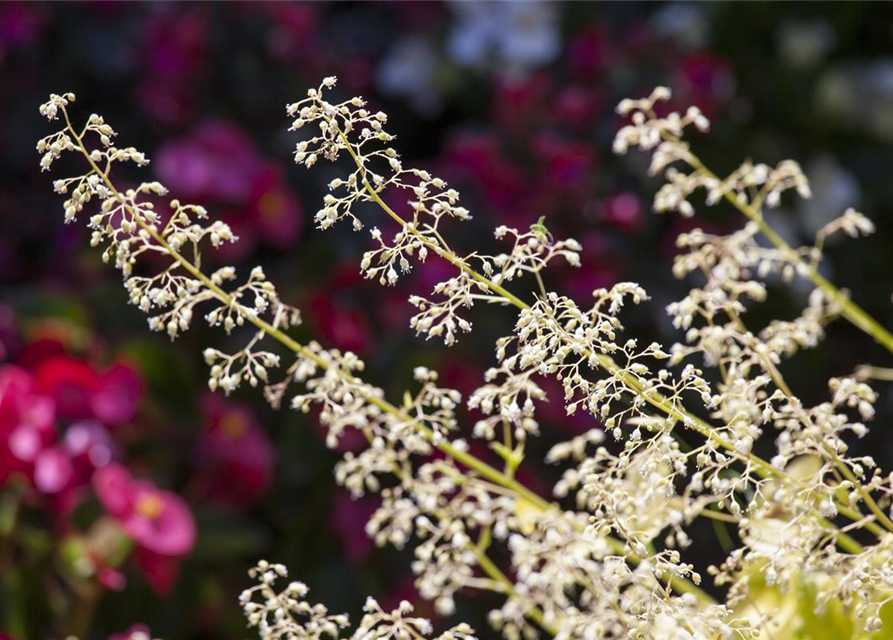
[197,395,275,507]
[133,7,208,126]
[0,1,47,51]
[108,624,152,640]
[91,363,144,427]
[96,565,128,593]
[156,121,260,203]
[34,356,98,421]
[566,26,615,81]
[554,84,605,128]
[327,490,377,564]
[0,365,55,485]
[260,2,319,63]
[534,134,596,185]
[34,356,143,427]
[93,463,196,558]
[674,51,735,116]
[602,192,645,231]
[156,121,303,258]
[246,163,303,250]
[308,266,374,356]
[134,546,182,597]
[15,336,67,371]
[440,132,526,216]
[32,445,73,495]
[0,363,123,512]
[63,420,118,483]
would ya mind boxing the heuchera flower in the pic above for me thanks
[197,395,275,507]
[93,463,196,560]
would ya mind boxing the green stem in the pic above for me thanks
[472,545,558,636]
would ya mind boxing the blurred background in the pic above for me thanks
[3,2,893,639]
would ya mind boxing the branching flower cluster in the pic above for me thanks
[40,79,893,640]
[288,78,582,346]
[241,561,477,640]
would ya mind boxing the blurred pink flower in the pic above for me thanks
[491,73,551,136]
[135,546,181,596]
[532,133,596,190]
[156,121,260,203]
[554,85,605,129]
[34,356,143,427]
[134,76,198,127]
[441,132,527,214]
[33,446,74,494]
[143,8,207,78]
[0,365,55,485]
[327,491,377,564]
[93,463,196,558]
[34,356,98,421]
[261,2,319,63]
[308,267,373,355]
[197,395,275,507]
[91,363,143,427]
[0,1,47,49]
[602,192,645,231]
[0,364,124,513]
[247,164,303,250]
[63,421,118,484]
[15,336,66,371]
[156,122,303,256]
[108,624,152,640]
[675,52,735,116]
[96,566,127,592]
[567,26,614,81]
[133,8,208,126]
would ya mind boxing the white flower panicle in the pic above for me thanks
[610,86,893,633]
[37,93,305,405]
[286,82,893,638]
[241,562,349,640]
[288,78,582,346]
[41,80,893,640]
[241,562,477,640]
[41,91,576,640]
